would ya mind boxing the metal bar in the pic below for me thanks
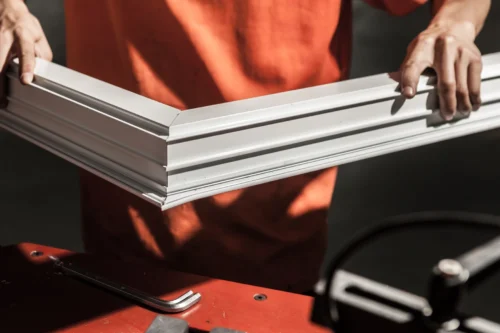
[457,235,500,291]
[2,54,500,210]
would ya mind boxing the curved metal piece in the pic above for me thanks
[48,255,201,313]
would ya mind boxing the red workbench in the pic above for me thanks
[0,243,330,333]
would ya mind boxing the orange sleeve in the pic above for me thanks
[364,0,429,16]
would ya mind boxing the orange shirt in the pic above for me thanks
[65,0,427,292]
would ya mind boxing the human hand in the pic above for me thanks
[399,21,482,120]
[0,0,52,107]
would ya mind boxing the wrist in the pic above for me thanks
[427,19,477,41]
[431,0,490,39]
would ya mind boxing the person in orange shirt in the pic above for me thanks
[0,0,491,293]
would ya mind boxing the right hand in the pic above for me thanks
[0,0,52,107]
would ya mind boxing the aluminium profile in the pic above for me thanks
[2,53,500,210]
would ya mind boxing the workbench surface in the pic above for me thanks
[0,243,329,333]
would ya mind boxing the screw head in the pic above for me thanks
[30,250,44,257]
[437,259,463,277]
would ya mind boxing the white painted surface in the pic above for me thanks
[2,53,500,211]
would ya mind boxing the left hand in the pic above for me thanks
[400,22,482,120]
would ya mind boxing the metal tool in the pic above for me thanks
[49,255,201,313]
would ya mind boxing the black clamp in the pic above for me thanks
[312,211,500,333]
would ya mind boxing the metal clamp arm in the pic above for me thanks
[457,235,500,290]
[427,235,500,325]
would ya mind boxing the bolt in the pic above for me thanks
[437,259,463,278]
[422,306,433,317]
[441,318,460,331]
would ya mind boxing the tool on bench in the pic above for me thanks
[48,257,242,333]
[49,255,201,313]
[312,211,500,333]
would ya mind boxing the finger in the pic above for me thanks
[32,21,53,61]
[400,35,435,98]
[435,36,457,120]
[0,32,14,108]
[34,35,52,61]
[455,49,472,114]
[0,32,14,71]
[468,55,483,110]
[15,32,36,85]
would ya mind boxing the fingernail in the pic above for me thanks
[20,73,33,85]
[442,112,454,121]
[403,86,414,97]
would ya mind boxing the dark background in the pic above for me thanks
[2,0,500,323]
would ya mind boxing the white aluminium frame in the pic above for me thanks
[2,53,500,210]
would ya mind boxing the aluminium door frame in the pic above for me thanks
[2,53,500,210]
